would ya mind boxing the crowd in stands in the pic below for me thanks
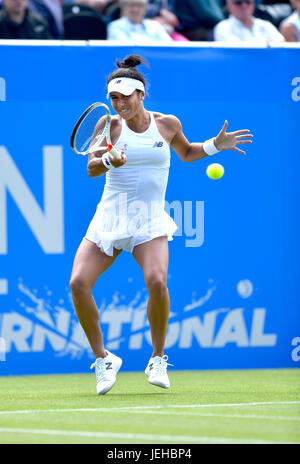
[0,0,299,42]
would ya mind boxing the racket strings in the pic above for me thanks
[75,106,108,154]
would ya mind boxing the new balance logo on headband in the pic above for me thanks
[153,141,163,148]
[116,80,122,84]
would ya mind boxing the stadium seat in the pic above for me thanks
[102,3,121,22]
[62,4,107,40]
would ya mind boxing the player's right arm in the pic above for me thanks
[87,118,126,178]
[87,116,108,177]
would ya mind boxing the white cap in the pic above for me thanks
[107,77,145,99]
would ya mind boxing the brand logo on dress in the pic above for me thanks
[153,141,163,148]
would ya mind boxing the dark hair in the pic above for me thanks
[107,54,148,89]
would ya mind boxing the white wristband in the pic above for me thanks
[102,152,114,170]
[203,137,220,156]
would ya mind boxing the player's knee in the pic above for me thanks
[69,274,90,295]
[145,271,167,297]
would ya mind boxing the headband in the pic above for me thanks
[107,77,145,99]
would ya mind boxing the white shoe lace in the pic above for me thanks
[152,355,173,377]
[90,359,107,383]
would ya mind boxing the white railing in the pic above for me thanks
[0,39,299,48]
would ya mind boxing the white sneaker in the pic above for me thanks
[90,350,122,395]
[145,355,172,389]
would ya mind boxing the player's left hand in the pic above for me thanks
[215,120,253,155]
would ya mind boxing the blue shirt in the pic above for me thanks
[107,16,172,42]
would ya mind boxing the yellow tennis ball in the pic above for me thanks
[206,163,224,180]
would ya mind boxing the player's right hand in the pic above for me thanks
[109,150,127,168]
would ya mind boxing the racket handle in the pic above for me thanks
[107,144,120,159]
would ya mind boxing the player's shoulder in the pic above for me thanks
[94,114,118,133]
[153,112,182,130]
[111,114,122,127]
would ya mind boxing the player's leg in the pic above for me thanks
[69,238,121,359]
[70,238,123,394]
[133,236,170,357]
[133,236,171,388]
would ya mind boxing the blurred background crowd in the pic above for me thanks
[0,0,299,42]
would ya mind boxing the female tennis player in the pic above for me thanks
[70,54,253,395]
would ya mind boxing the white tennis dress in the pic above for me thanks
[85,111,177,256]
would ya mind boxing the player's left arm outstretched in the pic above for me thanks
[169,116,253,162]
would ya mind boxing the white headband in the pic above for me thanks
[107,77,145,99]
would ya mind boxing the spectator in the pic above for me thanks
[0,0,53,38]
[145,0,189,40]
[214,0,284,42]
[146,0,178,30]
[174,0,225,41]
[103,0,181,31]
[280,0,300,41]
[28,0,63,38]
[107,0,172,41]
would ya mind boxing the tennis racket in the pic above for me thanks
[70,102,120,158]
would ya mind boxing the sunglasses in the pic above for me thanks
[232,0,254,5]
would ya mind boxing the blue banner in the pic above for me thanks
[0,43,299,375]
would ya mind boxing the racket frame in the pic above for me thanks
[71,102,116,156]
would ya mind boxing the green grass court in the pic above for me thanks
[0,369,299,444]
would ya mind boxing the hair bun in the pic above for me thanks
[116,54,147,69]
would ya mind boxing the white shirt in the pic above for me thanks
[108,16,172,42]
[214,15,284,42]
